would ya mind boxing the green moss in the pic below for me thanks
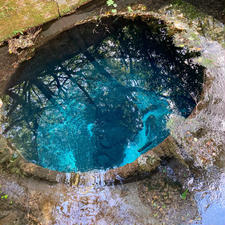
[172,0,205,20]
[79,0,90,4]
[189,32,200,41]
[61,6,72,15]
[0,0,59,42]
[59,0,91,16]
[0,0,93,42]
[197,56,215,67]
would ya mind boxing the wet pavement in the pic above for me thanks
[1,155,225,225]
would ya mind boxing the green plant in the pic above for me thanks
[106,0,117,7]
[12,30,24,35]
[0,185,9,200]
[127,6,133,13]
[111,9,117,13]
[106,0,117,13]
[1,194,8,199]
[180,189,188,200]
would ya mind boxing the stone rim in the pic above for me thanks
[0,12,213,186]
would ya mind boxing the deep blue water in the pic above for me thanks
[36,62,171,171]
[3,18,203,172]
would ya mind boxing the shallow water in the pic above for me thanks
[1,18,203,172]
[191,168,225,225]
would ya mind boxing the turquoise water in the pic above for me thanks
[3,18,203,172]
[36,70,171,171]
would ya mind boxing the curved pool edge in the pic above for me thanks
[0,133,177,185]
[0,10,224,186]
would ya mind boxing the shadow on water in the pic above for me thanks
[1,17,204,172]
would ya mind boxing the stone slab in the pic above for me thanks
[0,0,92,43]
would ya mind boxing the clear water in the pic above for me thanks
[2,18,203,172]
[36,65,171,171]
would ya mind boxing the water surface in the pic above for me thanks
[1,18,203,172]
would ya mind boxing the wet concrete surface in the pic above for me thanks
[0,161,199,225]
[1,156,225,225]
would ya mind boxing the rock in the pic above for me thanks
[173,21,188,30]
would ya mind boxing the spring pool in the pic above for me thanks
[1,17,203,172]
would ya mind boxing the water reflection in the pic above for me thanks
[1,18,203,172]
[192,169,225,225]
